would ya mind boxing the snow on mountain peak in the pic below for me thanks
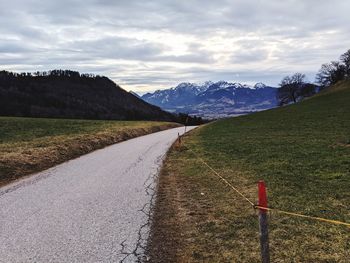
[142,81,273,103]
[254,82,267,89]
[169,81,268,93]
[173,82,205,95]
[176,82,193,89]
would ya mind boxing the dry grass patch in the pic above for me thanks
[0,117,180,186]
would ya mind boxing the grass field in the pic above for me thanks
[0,117,180,186]
[148,81,350,262]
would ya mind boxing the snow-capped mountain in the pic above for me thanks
[141,81,278,118]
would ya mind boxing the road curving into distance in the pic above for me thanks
[0,126,196,263]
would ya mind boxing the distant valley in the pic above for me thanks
[141,81,278,118]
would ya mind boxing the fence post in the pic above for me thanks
[178,132,181,145]
[258,180,270,263]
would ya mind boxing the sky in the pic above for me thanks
[1,0,350,93]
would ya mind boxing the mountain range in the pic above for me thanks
[141,81,278,118]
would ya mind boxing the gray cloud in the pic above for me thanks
[0,0,350,92]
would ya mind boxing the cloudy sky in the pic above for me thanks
[1,0,349,92]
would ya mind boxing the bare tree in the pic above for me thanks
[340,49,350,78]
[316,61,346,87]
[277,73,306,106]
[316,49,350,87]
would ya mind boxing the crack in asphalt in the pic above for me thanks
[119,153,166,263]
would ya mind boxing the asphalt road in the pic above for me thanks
[0,126,196,263]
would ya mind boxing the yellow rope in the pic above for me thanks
[255,205,350,228]
[183,143,350,228]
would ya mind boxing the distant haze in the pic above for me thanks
[1,0,350,92]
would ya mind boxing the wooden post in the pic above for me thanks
[178,132,181,145]
[258,180,270,263]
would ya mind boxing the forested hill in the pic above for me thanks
[0,70,176,121]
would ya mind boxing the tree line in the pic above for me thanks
[316,50,350,87]
[277,49,350,106]
[178,113,207,126]
[0,69,99,79]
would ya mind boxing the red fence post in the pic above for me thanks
[258,180,270,263]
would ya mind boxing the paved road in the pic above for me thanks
[0,126,196,263]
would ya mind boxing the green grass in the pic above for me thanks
[0,117,169,143]
[150,81,350,262]
[0,117,180,186]
[197,83,350,214]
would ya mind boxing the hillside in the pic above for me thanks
[0,70,175,121]
[141,81,278,118]
[148,81,350,262]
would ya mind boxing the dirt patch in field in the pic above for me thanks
[0,123,179,187]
